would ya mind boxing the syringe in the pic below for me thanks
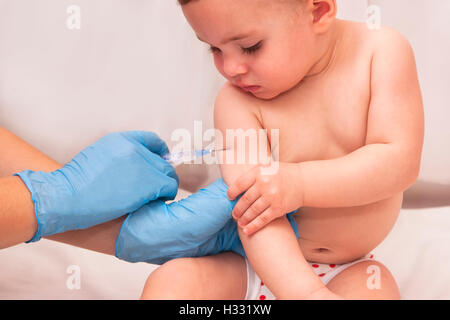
[162,147,228,166]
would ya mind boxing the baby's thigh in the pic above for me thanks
[326,260,401,300]
[141,252,247,300]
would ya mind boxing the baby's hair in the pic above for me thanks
[178,0,305,5]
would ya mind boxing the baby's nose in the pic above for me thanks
[224,59,248,78]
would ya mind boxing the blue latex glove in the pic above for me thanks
[115,178,299,265]
[15,131,179,242]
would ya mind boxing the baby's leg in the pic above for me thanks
[143,255,400,300]
[318,260,401,300]
[141,252,247,300]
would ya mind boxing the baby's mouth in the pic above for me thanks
[240,85,261,93]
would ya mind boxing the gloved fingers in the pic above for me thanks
[147,178,235,237]
[116,200,219,264]
[116,180,238,264]
[149,171,179,201]
[145,151,179,185]
[169,193,233,233]
[121,131,170,156]
[120,131,179,183]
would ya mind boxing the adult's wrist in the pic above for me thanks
[11,175,39,243]
[14,170,55,242]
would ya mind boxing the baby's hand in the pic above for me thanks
[227,162,304,235]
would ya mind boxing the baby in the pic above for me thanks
[141,0,424,299]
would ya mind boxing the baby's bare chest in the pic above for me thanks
[255,54,404,263]
[260,60,372,163]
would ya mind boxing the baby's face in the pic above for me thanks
[182,0,321,99]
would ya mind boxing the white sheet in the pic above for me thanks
[372,206,450,300]
[1,204,449,300]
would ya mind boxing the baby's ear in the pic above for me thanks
[311,0,337,33]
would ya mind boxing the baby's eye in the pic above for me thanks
[209,46,221,54]
[241,41,262,55]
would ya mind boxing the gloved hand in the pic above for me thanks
[15,131,179,242]
[115,178,299,265]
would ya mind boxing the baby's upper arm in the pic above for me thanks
[214,82,269,187]
[366,27,424,178]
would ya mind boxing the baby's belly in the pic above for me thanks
[294,192,403,264]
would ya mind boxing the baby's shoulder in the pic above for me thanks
[215,82,258,106]
[342,20,412,56]
[213,82,264,131]
[214,82,261,117]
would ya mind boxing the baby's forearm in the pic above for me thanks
[238,217,324,299]
[219,151,326,298]
[299,143,419,208]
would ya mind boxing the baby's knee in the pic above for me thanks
[141,258,202,300]
[326,260,401,300]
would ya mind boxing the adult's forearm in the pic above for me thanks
[0,127,60,176]
[0,176,36,248]
[46,217,124,256]
[0,126,121,255]
[299,143,419,208]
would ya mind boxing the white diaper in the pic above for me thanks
[244,254,375,300]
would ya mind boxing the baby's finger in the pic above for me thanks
[227,166,258,200]
[232,185,260,220]
[237,197,270,228]
[242,207,274,236]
